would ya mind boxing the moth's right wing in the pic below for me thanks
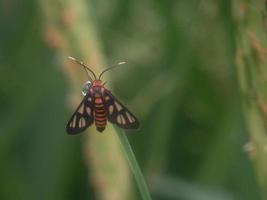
[103,89,139,129]
[66,93,94,134]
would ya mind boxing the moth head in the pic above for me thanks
[81,81,92,96]
[92,80,103,87]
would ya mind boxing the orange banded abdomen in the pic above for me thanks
[94,97,107,132]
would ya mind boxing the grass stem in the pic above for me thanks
[115,127,152,200]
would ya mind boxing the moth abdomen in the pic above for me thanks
[94,96,107,132]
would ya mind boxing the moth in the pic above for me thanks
[66,57,139,134]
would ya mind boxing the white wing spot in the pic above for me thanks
[105,96,110,101]
[70,121,73,128]
[117,115,122,124]
[115,101,123,111]
[79,119,82,128]
[78,103,84,114]
[126,112,135,123]
[109,105,114,115]
[79,117,86,128]
[82,118,86,127]
[79,117,85,128]
[121,115,126,125]
[88,97,92,102]
[72,115,77,127]
[117,114,126,125]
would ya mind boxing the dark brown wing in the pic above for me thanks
[103,89,139,129]
[66,93,94,134]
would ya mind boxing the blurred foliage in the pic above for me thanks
[0,0,264,200]
[235,0,267,199]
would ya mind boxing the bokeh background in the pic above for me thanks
[0,0,265,200]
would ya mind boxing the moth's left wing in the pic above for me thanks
[103,89,139,129]
[66,93,94,134]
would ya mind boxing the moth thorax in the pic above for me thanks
[81,81,92,96]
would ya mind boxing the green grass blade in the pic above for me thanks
[114,127,152,200]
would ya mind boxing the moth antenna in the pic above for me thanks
[68,56,97,80]
[98,61,126,80]
[82,67,93,82]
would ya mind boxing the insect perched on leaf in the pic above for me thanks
[66,57,139,134]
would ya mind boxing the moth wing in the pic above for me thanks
[103,90,139,129]
[66,93,94,134]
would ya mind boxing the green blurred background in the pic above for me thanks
[0,0,264,200]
